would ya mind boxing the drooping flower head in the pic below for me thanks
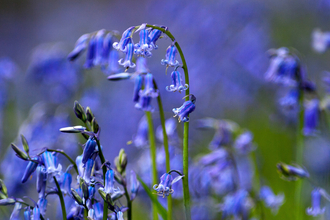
[161,45,179,67]
[36,165,47,199]
[84,35,97,69]
[166,70,188,93]
[220,190,253,219]
[135,73,159,112]
[306,188,325,216]
[67,33,90,61]
[21,159,38,183]
[148,27,163,49]
[173,94,196,123]
[133,115,148,148]
[82,137,97,166]
[130,170,140,201]
[41,151,62,176]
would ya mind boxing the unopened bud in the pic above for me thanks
[74,101,87,122]
[86,107,94,123]
[11,144,28,161]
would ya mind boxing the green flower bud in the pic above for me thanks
[0,179,8,198]
[71,188,83,205]
[86,107,94,123]
[20,134,29,155]
[91,118,99,134]
[0,198,16,206]
[74,101,87,122]
[11,144,28,161]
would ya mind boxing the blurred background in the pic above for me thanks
[1,0,330,219]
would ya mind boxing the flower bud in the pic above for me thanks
[21,134,29,155]
[74,101,87,122]
[11,143,28,161]
[86,107,94,123]
[91,118,99,134]
[0,198,16,206]
[71,188,83,205]
[115,149,127,174]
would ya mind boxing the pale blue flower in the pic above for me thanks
[134,29,152,57]
[306,188,325,216]
[259,186,284,214]
[118,42,136,69]
[166,70,188,93]
[161,45,179,67]
[113,26,135,52]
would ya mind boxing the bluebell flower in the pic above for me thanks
[132,74,143,102]
[135,95,152,112]
[101,32,113,66]
[66,205,82,220]
[94,29,107,66]
[140,73,158,98]
[153,172,183,198]
[234,131,256,154]
[161,45,179,67]
[60,172,72,195]
[166,70,188,93]
[133,116,148,148]
[118,42,136,69]
[113,26,135,52]
[21,159,38,183]
[37,198,47,216]
[41,151,62,175]
[303,99,319,136]
[68,33,90,61]
[134,29,152,57]
[88,209,95,219]
[24,207,31,220]
[33,206,40,220]
[10,202,22,220]
[36,165,47,199]
[306,188,325,216]
[312,29,330,53]
[93,202,103,220]
[148,28,163,49]
[172,95,196,123]
[116,211,124,220]
[84,35,97,69]
[220,190,253,219]
[83,159,94,184]
[156,118,179,144]
[279,88,299,111]
[277,162,309,180]
[99,169,116,194]
[82,137,97,166]
[259,186,284,214]
[130,170,139,201]
[76,155,84,178]
[106,50,120,74]
[265,47,300,86]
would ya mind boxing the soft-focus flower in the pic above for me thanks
[83,159,95,184]
[265,47,300,86]
[68,34,90,61]
[60,172,72,195]
[303,99,319,136]
[161,45,179,67]
[24,207,31,220]
[130,170,139,201]
[118,42,136,69]
[234,131,256,154]
[306,188,325,216]
[84,35,97,69]
[140,73,158,98]
[36,165,47,199]
[166,70,188,93]
[279,88,299,111]
[173,95,196,123]
[133,116,148,148]
[312,29,330,53]
[153,172,183,198]
[156,118,179,144]
[132,74,143,103]
[113,26,135,52]
[10,203,22,220]
[134,29,152,57]
[259,186,284,214]
[220,190,253,219]
[38,198,47,216]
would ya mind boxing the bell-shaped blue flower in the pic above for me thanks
[135,57,149,74]
[306,188,325,216]
[259,186,284,214]
[24,207,31,220]
[68,33,90,61]
[60,172,72,195]
[33,206,40,220]
[37,198,47,216]
[83,158,94,184]
[148,28,162,49]
[118,42,136,69]
[303,99,319,136]
[10,202,22,220]
[153,172,183,198]
[113,26,135,52]
[132,74,143,102]
[93,202,103,220]
[220,190,252,219]
[173,95,196,123]
[36,165,47,199]
[84,35,97,69]
[41,151,62,175]
[234,131,256,154]
[94,29,107,66]
[166,70,188,93]
[134,29,152,57]
[161,45,179,67]
[130,170,139,201]
[82,137,97,166]
[21,159,38,183]
[100,169,115,194]
[140,73,158,98]
[76,155,84,178]
[135,95,153,112]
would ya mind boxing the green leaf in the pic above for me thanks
[137,175,167,220]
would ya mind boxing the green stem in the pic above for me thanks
[145,111,159,220]
[95,138,109,220]
[124,185,132,220]
[153,79,172,220]
[146,24,191,220]
[295,87,304,220]
[53,176,67,220]
[47,149,78,174]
